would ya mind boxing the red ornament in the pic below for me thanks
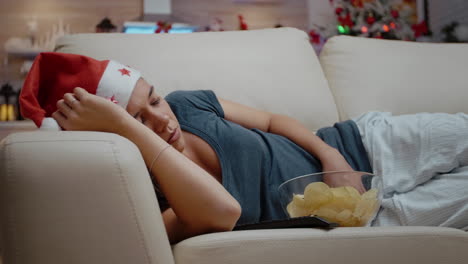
[338,14,354,28]
[391,10,400,19]
[366,15,376,25]
[335,7,344,15]
[412,21,428,38]
[118,68,131,76]
[155,21,172,33]
[238,15,248,30]
[309,30,321,44]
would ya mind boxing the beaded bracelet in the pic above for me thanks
[149,145,171,171]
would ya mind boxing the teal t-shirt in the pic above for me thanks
[165,90,371,225]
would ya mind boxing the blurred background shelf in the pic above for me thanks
[4,49,45,65]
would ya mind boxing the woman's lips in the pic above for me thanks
[168,128,180,144]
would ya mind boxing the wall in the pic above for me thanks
[307,0,334,29]
[0,0,142,76]
[171,0,308,31]
[428,0,468,40]
[145,0,171,14]
[0,0,310,74]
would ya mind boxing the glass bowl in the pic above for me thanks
[278,171,383,227]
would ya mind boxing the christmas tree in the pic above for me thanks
[309,0,428,50]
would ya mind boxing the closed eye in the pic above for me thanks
[150,98,161,106]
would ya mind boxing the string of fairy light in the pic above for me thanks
[337,22,397,34]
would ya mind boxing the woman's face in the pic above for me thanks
[126,78,185,152]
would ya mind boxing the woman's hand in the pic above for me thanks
[52,87,132,134]
[320,148,366,193]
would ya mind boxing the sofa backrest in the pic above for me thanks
[320,36,468,121]
[55,28,339,131]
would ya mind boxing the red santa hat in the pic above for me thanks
[19,52,141,130]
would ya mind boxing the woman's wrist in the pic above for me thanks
[317,146,340,162]
[114,114,168,149]
[113,114,141,137]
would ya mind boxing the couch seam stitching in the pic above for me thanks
[110,141,152,264]
[2,139,116,146]
[5,144,19,263]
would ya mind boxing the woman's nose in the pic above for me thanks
[149,111,170,133]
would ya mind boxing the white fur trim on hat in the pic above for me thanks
[40,117,61,130]
[96,60,141,109]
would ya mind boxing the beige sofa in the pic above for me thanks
[1,28,468,264]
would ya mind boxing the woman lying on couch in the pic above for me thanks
[20,53,468,243]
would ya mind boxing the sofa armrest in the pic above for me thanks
[0,131,174,264]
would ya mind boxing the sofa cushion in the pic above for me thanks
[320,36,468,121]
[172,226,468,264]
[55,28,338,131]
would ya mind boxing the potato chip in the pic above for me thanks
[345,186,361,199]
[361,199,380,221]
[292,194,306,208]
[331,187,359,211]
[286,200,309,218]
[353,198,368,218]
[320,200,344,212]
[336,209,352,222]
[362,188,378,200]
[331,187,348,199]
[313,207,338,222]
[343,217,360,227]
[304,182,333,210]
[355,218,367,227]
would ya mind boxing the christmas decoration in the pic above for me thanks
[238,15,248,30]
[155,21,172,33]
[0,83,17,121]
[309,30,322,44]
[441,22,468,43]
[206,17,224,32]
[4,19,71,53]
[96,17,116,33]
[310,0,430,52]
[411,21,428,38]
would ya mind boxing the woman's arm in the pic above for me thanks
[53,88,241,242]
[162,208,228,244]
[218,98,348,168]
[117,114,241,237]
[219,98,365,193]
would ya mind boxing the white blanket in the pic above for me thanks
[354,112,468,230]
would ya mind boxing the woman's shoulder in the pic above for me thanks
[165,90,216,104]
[165,90,224,117]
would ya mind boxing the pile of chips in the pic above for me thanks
[286,182,380,227]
